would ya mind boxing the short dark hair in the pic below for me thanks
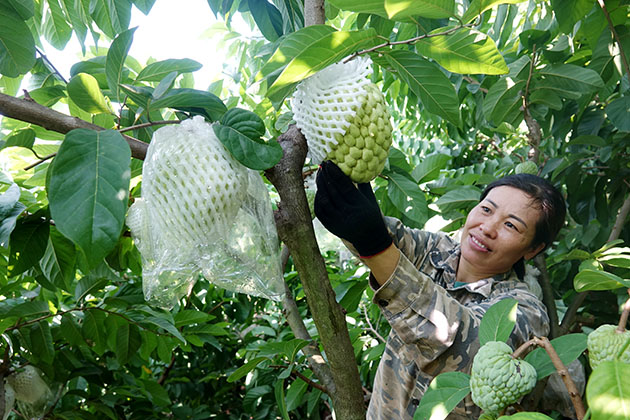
[480,174,566,277]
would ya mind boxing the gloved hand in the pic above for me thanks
[314,161,392,257]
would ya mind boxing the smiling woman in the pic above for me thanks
[313,162,567,420]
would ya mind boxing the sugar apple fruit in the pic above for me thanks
[7,365,51,405]
[587,324,630,369]
[515,161,538,175]
[470,341,537,414]
[292,57,392,183]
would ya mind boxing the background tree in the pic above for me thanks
[0,0,629,419]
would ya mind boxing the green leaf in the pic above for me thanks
[48,129,131,268]
[573,269,630,292]
[116,321,142,364]
[75,276,109,302]
[387,172,429,226]
[605,96,630,132]
[479,298,517,345]
[105,27,136,103]
[433,186,481,211]
[60,313,86,347]
[107,0,132,33]
[227,356,269,382]
[383,50,461,127]
[286,372,310,411]
[415,27,508,75]
[0,184,26,247]
[30,321,55,363]
[550,0,593,34]
[586,361,630,420]
[267,28,380,100]
[414,372,471,420]
[83,309,107,355]
[39,227,77,291]
[9,216,50,276]
[4,0,34,20]
[411,153,451,184]
[149,88,227,121]
[461,0,526,23]
[482,78,525,126]
[44,0,73,49]
[213,108,282,170]
[142,316,186,343]
[67,73,113,114]
[248,0,283,41]
[2,128,35,150]
[328,0,454,20]
[537,64,604,94]
[135,58,202,82]
[0,5,36,77]
[174,310,213,328]
[497,413,555,420]
[140,379,171,407]
[6,301,49,318]
[275,380,290,420]
[384,0,454,19]
[132,0,156,14]
[524,333,587,380]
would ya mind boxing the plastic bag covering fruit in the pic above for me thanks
[127,116,283,307]
[292,57,393,183]
[587,324,630,369]
[2,383,14,420]
[470,341,537,414]
[7,366,51,406]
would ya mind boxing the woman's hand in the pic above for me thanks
[314,161,392,258]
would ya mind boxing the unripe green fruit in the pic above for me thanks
[515,161,538,175]
[3,383,14,420]
[587,324,630,369]
[470,341,537,414]
[292,58,393,183]
[478,413,497,420]
[7,365,50,405]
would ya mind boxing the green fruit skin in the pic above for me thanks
[515,161,538,175]
[326,83,392,183]
[470,341,537,414]
[588,324,630,369]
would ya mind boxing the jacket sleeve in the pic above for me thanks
[372,219,550,368]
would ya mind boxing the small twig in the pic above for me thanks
[35,47,68,84]
[158,354,177,385]
[360,303,386,343]
[345,24,472,62]
[270,365,329,394]
[522,47,542,163]
[118,120,181,133]
[22,152,56,171]
[597,0,630,81]
[617,289,630,333]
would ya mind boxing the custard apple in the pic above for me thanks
[515,161,538,175]
[292,57,392,183]
[470,341,537,414]
[587,324,630,369]
[7,365,51,405]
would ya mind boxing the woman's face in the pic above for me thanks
[460,185,545,278]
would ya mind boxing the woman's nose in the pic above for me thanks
[480,220,498,238]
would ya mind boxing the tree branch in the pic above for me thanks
[597,0,630,81]
[534,255,560,339]
[304,0,325,26]
[617,289,630,333]
[0,93,148,160]
[265,125,365,419]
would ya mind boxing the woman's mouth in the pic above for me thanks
[469,235,490,252]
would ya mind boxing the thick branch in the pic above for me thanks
[609,192,630,242]
[0,93,148,160]
[534,255,560,339]
[598,0,630,81]
[617,290,630,333]
[304,0,325,26]
[280,247,336,393]
[265,126,365,420]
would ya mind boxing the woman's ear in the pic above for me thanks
[524,243,545,260]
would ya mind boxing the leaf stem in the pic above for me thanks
[616,289,630,333]
[118,120,181,133]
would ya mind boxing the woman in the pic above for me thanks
[314,161,566,419]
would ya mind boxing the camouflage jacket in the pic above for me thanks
[366,217,550,420]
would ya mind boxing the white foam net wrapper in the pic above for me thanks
[292,57,373,164]
[128,116,283,308]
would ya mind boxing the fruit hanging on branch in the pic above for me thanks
[470,341,537,415]
[587,324,630,369]
[127,116,283,308]
[292,57,393,183]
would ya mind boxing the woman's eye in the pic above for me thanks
[481,206,490,213]
[505,221,518,231]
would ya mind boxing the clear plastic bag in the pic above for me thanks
[127,116,283,308]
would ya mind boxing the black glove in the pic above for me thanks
[314,161,392,257]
